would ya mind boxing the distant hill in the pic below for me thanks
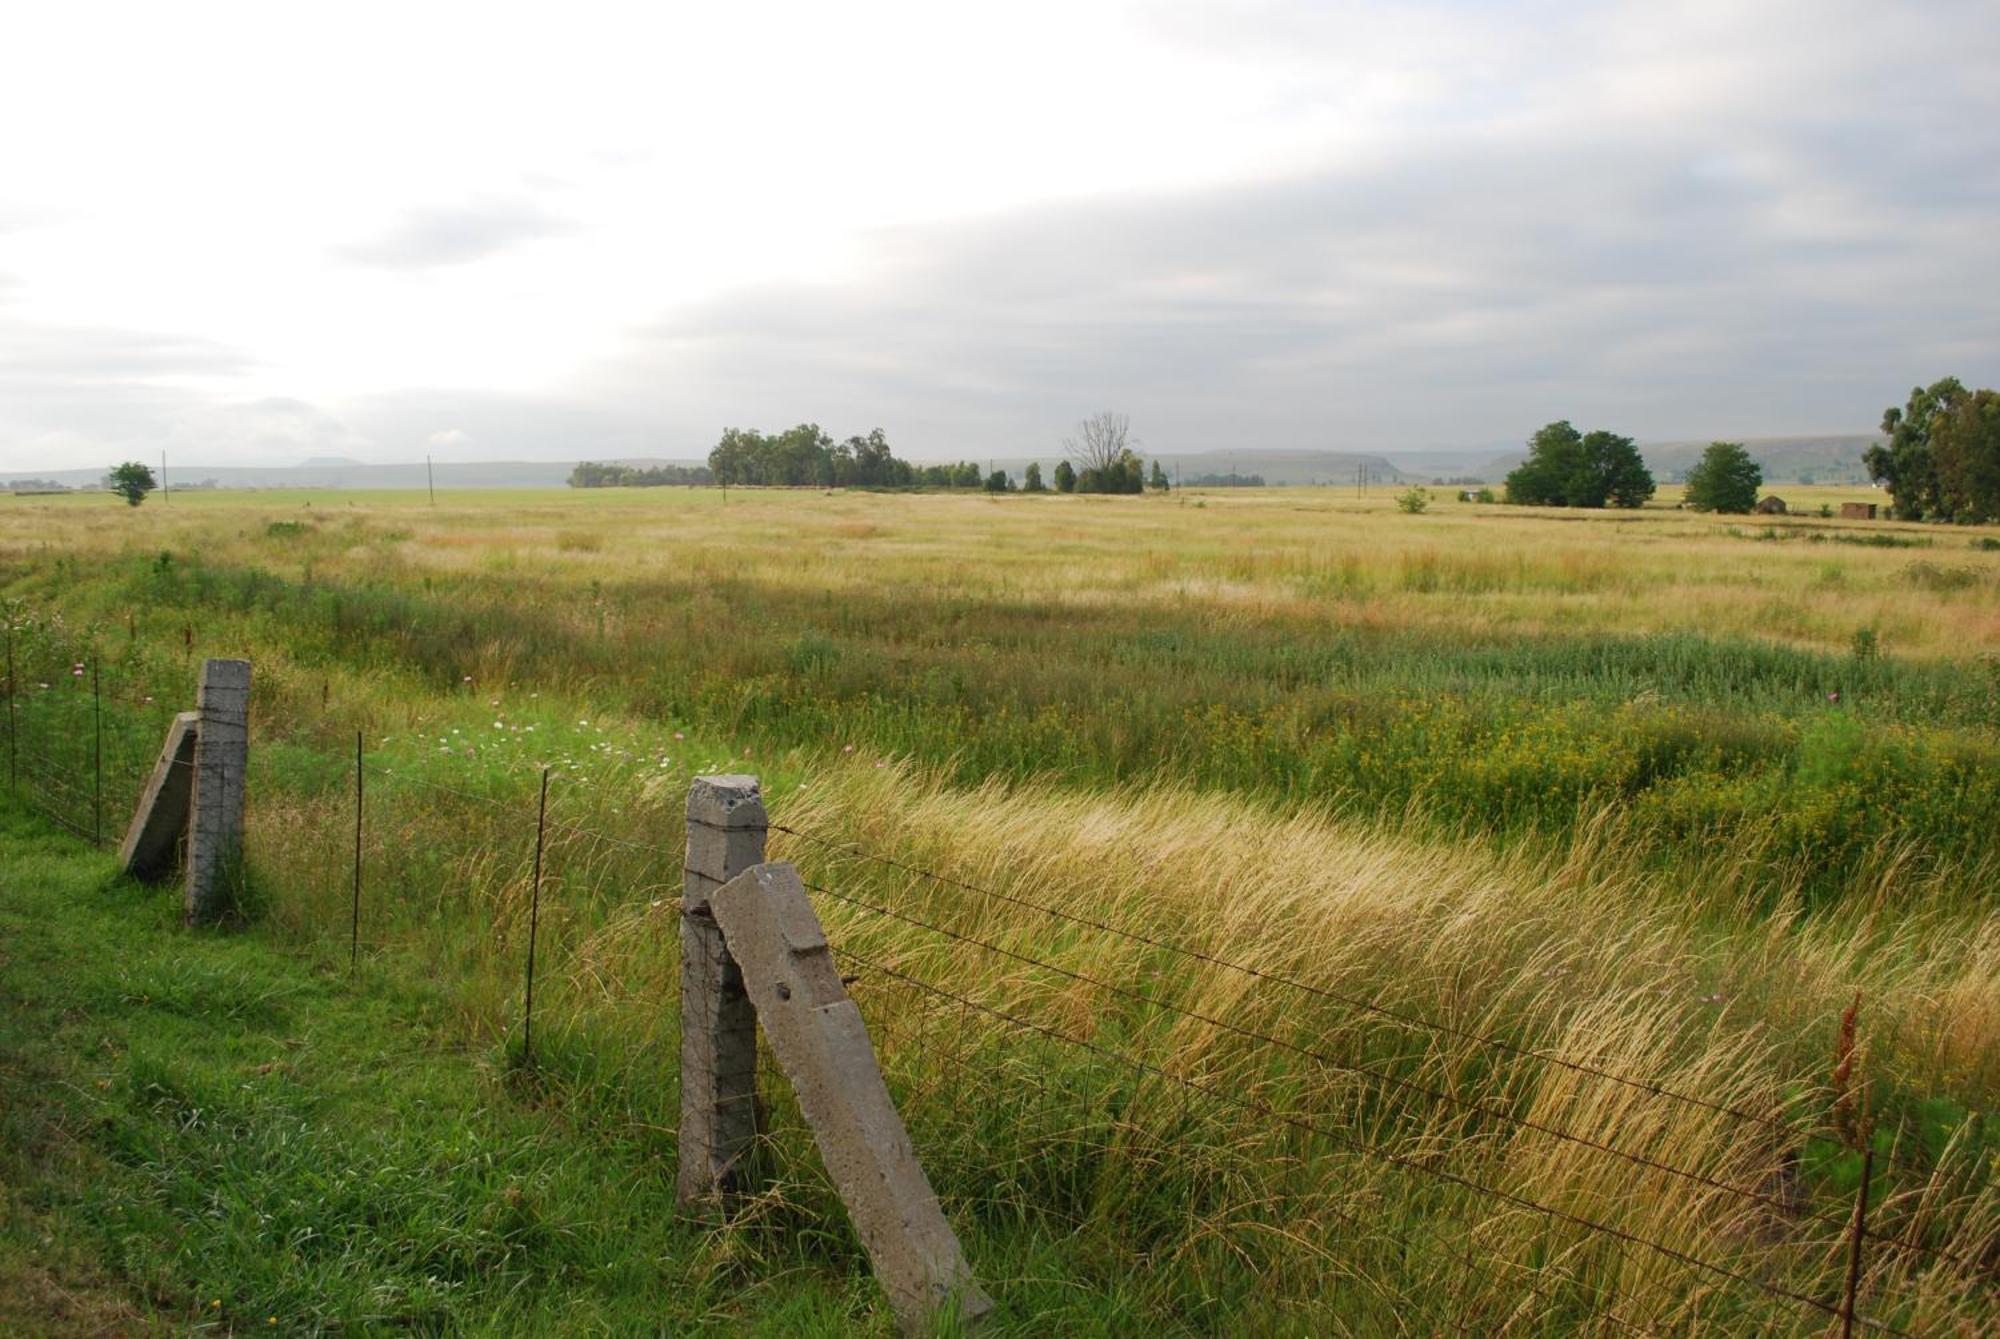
[991,449,1410,487]
[2,435,1884,492]
[1636,435,1883,485]
[0,458,707,491]
[1438,435,1884,486]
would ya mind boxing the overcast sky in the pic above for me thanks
[2,0,1996,469]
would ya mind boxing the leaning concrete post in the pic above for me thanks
[185,658,249,925]
[677,773,767,1208]
[711,862,992,1335]
[119,711,199,881]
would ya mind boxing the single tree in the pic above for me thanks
[1866,378,1963,520]
[983,468,1014,493]
[1930,386,2000,523]
[1683,441,1762,513]
[1504,421,1653,507]
[1569,431,1655,508]
[1504,421,1585,505]
[1053,459,1077,493]
[107,461,157,507]
[1063,412,1135,476]
[1396,486,1429,514]
[1148,460,1170,491]
[1022,461,1046,493]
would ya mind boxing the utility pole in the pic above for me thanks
[426,455,436,506]
[161,450,168,504]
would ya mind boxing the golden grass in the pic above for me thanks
[5,484,1996,660]
[7,483,1996,1329]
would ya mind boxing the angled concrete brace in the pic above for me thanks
[709,860,992,1335]
[119,711,198,880]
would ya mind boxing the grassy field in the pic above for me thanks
[0,483,1995,1334]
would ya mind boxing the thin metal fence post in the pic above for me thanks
[92,660,103,847]
[521,767,549,1065]
[1840,1138,1874,1339]
[350,731,363,971]
[5,620,14,792]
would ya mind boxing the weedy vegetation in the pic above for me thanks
[0,483,1994,1334]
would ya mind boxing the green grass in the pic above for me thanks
[0,800,887,1334]
[0,799,1297,1336]
[21,546,2000,903]
[1,488,1994,1333]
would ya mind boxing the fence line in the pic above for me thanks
[0,636,1977,1334]
[802,876,1832,1222]
[771,820,1814,1138]
[827,942,1911,1338]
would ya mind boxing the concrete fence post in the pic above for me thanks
[677,773,767,1208]
[185,657,249,925]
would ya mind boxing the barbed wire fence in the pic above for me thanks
[2,628,1991,1335]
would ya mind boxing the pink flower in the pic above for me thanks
[842,744,855,754]
[1827,691,1840,703]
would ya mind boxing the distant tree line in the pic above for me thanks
[1186,472,1264,487]
[568,461,715,488]
[1504,421,1656,508]
[576,415,1184,498]
[1866,378,2000,522]
[703,425,991,490]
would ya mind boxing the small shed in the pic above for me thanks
[1841,502,1878,520]
[1754,495,1788,515]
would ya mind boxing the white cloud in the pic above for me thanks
[0,0,1994,468]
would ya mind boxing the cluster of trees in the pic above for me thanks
[1681,442,1763,513]
[981,456,1169,494]
[566,413,1185,499]
[919,460,985,488]
[702,425,999,491]
[1866,378,2000,522]
[568,461,714,488]
[1059,412,1170,493]
[1186,472,1264,487]
[1504,421,1656,508]
[706,425,917,487]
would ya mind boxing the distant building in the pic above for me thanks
[1840,502,1878,520]
[1754,495,1788,515]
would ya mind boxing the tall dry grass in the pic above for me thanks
[317,754,1990,1333]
